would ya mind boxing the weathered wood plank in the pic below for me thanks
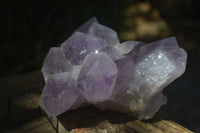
[0,71,194,133]
[0,88,42,132]
[6,117,56,133]
[9,89,42,129]
[0,71,44,132]
[56,113,194,133]
[69,120,134,133]
[126,119,194,133]
[58,121,69,133]
[47,106,194,133]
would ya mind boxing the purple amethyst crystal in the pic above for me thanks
[39,72,79,116]
[74,17,98,33]
[41,47,72,81]
[78,52,118,103]
[39,17,187,119]
[61,32,103,65]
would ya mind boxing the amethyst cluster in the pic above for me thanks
[39,17,187,119]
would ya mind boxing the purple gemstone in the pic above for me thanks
[78,52,118,103]
[112,56,135,95]
[41,47,72,81]
[40,17,187,120]
[116,41,141,54]
[61,32,103,65]
[74,17,98,33]
[39,72,80,116]
[101,46,124,61]
[88,23,120,46]
[70,94,87,110]
[128,41,186,98]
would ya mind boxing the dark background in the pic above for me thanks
[0,0,200,132]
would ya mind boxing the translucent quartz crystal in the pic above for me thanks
[78,52,118,103]
[41,48,72,81]
[88,23,120,46]
[113,56,135,95]
[39,17,187,119]
[39,72,79,116]
[61,32,103,65]
[101,46,124,61]
[115,41,140,54]
[75,17,98,33]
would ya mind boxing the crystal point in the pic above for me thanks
[41,47,72,81]
[88,23,120,46]
[40,17,187,120]
[39,73,79,116]
[75,17,98,33]
[61,32,103,65]
[78,52,118,103]
[115,41,140,54]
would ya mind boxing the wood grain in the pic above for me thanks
[126,119,193,133]
[55,106,194,133]
[6,117,56,133]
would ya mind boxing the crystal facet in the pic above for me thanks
[61,32,103,65]
[39,17,187,119]
[88,23,120,46]
[78,52,118,103]
[39,72,79,116]
[41,48,72,81]
[74,17,98,33]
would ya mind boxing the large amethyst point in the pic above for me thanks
[41,47,72,81]
[61,32,103,65]
[78,52,118,103]
[39,73,80,116]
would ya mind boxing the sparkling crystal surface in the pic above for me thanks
[39,17,187,119]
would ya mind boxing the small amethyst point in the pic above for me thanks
[88,23,120,46]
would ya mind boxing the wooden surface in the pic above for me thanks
[0,71,194,133]
[126,119,193,133]
[6,117,56,133]
[0,71,43,132]
[45,106,193,133]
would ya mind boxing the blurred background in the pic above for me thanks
[0,0,199,132]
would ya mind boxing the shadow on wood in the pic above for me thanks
[58,105,138,131]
